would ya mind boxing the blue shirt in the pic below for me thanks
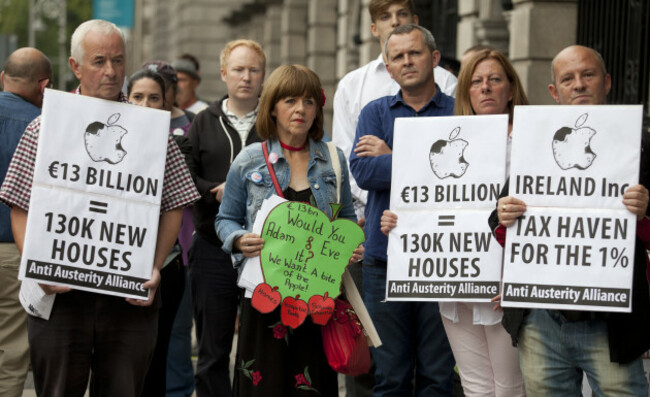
[0,92,41,242]
[349,86,454,261]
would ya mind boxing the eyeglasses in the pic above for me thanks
[38,77,54,89]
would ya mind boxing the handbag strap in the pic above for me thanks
[262,141,284,198]
[326,141,341,203]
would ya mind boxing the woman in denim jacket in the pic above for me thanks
[216,64,362,397]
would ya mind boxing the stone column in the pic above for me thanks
[308,0,337,131]
[359,0,380,66]
[264,4,283,73]
[474,0,509,54]
[336,0,361,78]
[149,0,170,62]
[456,0,479,56]
[457,0,509,56]
[249,13,266,43]
[509,0,578,105]
[170,0,243,101]
[281,0,309,65]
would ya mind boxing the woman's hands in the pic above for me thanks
[235,233,265,258]
[497,196,527,227]
[490,294,503,312]
[380,210,398,236]
[350,245,364,264]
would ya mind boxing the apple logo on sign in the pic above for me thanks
[552,113,596,170]
[429,126,469,179]
[84,113,128,164]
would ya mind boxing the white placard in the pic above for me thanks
[502,105,642,312]
[386,209,503,301]
[387,115,508,301]
[390,115,508,210]
[19,89,170,299]
[508,106,641,209]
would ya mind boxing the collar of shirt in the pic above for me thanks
[222,98,258,145]
[373,53,387,73]
[221,98,258,122]
[389,85,446,113]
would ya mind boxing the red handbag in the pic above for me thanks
[321,299,371,376]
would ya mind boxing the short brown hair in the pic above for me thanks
[369,0,415,22]
[256,65,324,141]
[220,39,266,71]
[454,49,529,121]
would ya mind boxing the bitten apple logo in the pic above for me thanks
[84,113,128,165]
[429,126,469,179]
[552,113,596,170]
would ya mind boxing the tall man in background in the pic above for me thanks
[187,39,266,397]
[333,0,457,224]
[0,47,51,397]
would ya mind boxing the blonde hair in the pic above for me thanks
[256,65,324,141]
[220,39,266,71]
[455,49,529,121]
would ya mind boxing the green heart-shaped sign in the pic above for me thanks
[260,201,365,302]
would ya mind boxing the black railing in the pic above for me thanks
[416,0,458,60]
[577,0,650,127]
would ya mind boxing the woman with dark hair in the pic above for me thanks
[127,67,195,397]
[127,69,166,110]
[216,64,363,397]
[380,49,528,396]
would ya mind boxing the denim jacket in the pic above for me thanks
[215,138,357,266]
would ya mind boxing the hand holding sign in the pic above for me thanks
[252,201,365,328]
[621,184,649,220]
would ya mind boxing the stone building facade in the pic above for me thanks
[132,0,648,130]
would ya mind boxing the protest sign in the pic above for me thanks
[502,105,642,312]
[253,201,365,328]
[238,195,286,297]
[19,89,170,300]
[387,115,508,301]
[390,115,507,211]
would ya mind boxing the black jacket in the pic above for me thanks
[488,130,650,364]
[187,96,262,245]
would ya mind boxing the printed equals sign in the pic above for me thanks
[438,215,455,227]
[89,200,108,214]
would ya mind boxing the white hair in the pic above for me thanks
[70,19,125,64]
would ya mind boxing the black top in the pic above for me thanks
[188,96,262,245]
[283,187,313,204]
